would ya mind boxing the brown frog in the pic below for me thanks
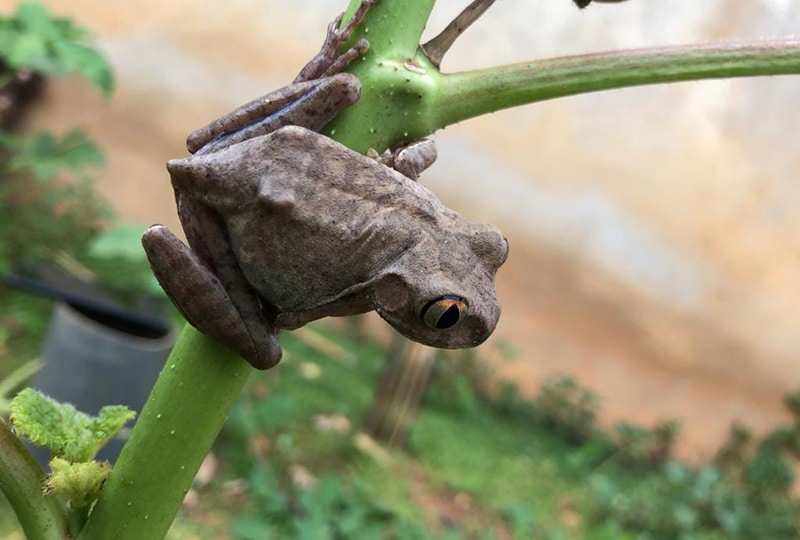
[142,0,508,369]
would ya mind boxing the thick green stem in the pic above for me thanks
[343,0,433,59]
[0,419,66,540]
[325,0,437,152]
[435,40,800,127]
[331,37,800,155]
[77,327,251,540]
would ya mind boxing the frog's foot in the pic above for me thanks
[372,138,438,181]
[142,225,282,370]
[294,0,376,83]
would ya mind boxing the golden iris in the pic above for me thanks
[421,296,466,330]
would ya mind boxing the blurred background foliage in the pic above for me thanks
[170,329,800,539]
[0,1,161,393]
[1,1,799,539]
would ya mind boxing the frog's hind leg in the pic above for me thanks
[372,138,438,181]
[392,139,438,181]
[142,225,282,370]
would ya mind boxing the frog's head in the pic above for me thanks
[371,224,508,349]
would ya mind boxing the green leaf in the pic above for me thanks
[51,40,114,96]
[84,222,168,297]
[14,3,62,41]
[4,31,47,67]
[0,130,105,181]
[88,223,149,261]
[10,388,136,463]
[0,2,114,96]
[46,457,111,509]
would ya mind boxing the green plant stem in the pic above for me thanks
[330,35,800,154]
[343,0,433,59]
[68,507,90,537]
[435,40,800,127]
[0,419,66,540]
[77,326,251,540]
[324,0,438,152]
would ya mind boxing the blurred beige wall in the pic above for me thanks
[4,0,799,458]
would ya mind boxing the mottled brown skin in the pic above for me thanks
[167,125,507,347]
[142,0,508,369]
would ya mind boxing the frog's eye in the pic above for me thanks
[499,236,510,265]
[421,296,467,330]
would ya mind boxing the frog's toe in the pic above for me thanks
[241,332,283,370]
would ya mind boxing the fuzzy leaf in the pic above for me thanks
[10,388,136,463]
[46,457,111,509]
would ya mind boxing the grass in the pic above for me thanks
[411,410,575,531]
[161,327,590,539]
[168,326,640,539]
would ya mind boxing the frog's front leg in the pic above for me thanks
[142,219,282,370]
[185,0,374,155]
[293,0,375,83]
[188,74,361,156]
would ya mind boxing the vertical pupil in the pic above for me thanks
[436,304,461,329]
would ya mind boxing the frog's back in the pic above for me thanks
[263,126,448,223]
[227,126,450,310]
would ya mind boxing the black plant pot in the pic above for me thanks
[28,301,175,466]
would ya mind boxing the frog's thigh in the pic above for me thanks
[142,225,282,369]
[275,297,371,330]
[276,309,329,330]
